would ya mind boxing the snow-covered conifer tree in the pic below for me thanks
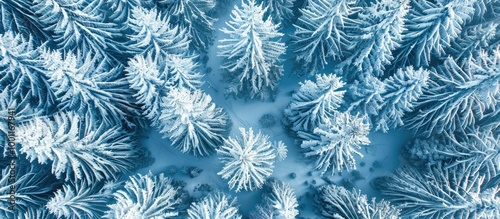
[41,49,138,126]
[299,112,370,175]
[218,0,286,100]
[217,128,276,192]
[19,208,54,219]
[405,49,500,136]
[125,53,203,124]
[261,0,296,23]
[187,192,242,219]
[449,22,499,66]
[159,88,230,156]
[165,54,204,90]
[395,0,476,67]
[374,164,499,218]
[251,180,299,219]
[273,141,288,161]
[0,1,48,39]
[0,164,58,218]
[105,0,140,23]
[17,111,140,182]
[127,6,190,57]
[160,0,217,51]
[284,74,345,133]
[374,66,430,132]
[344,75,385,123]
[125,53,166,124]
[32,0,120,58]
[292,0,358,76]
[0,31,55,110]
[338,0,409,81]
[46,181,113,219]
[316,184,400,219]
[406,129,499,178]
[105,172,184,219]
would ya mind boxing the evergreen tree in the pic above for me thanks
[187,192,242,219]
[125,53,203,124]
[298,112,370,175]
[160,0,217,51]
[33,0,120,58]
[17,112,140,182]
[105,0,140,23]
[395,0,476,67]
[405,128,499,179]
[105,172,184,219]
[217,128,277,192]
[449,22,499,66]
[284,74,345,133]
[292,0,358,76]
[218,0,286,100]
[46,181,114,219]
[158,88,230,156]
[317,184,400,219]
[405,49,500,136]
[251,180,299,219]
[338,0,410,81]
[41,49,138,127]
[260,0,296,23]
[127,6,190,57]
[374,164,499,218]
[0,163,58,218]
[0,0,48,39]
[344,75,385,121]
[0,31,55,111]
[375,66,430,132]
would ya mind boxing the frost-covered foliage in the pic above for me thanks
[19,208,54,219]
[0,0,47,39]
[0,89,46,158]
[125,53,165,123]
[32,0,120,57]
[345,75,385,119]
[405,49,500,136]
[218,0,286,100]
[273,141,288,161]
[395,0,476,67]
[127,6,190,57]
[41,49,138,127]
[46,181,113,219]
[292,0,358,76]
[0,31,55,110]
[187,192,242,219]
[160,0,217,51]
[0,163,58,218]
[405,129,499,178]
[375,164,499,218]
[159,88,230,156]
[105,172,184,219]
[17,111,140,182]
[251,180,299,219]
[125,52,203,124]
[284,74,345,133]
[316,184,400,219]
[449,23,499,66]
[261,0,296,23]
[217,128,276,192]
[299,112,370,175]
[374,66,430,132]
[105,0,140,23]
[338,0,409,81]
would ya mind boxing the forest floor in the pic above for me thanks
[137,1,413,218]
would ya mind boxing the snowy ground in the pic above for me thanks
[137,1,413,217]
